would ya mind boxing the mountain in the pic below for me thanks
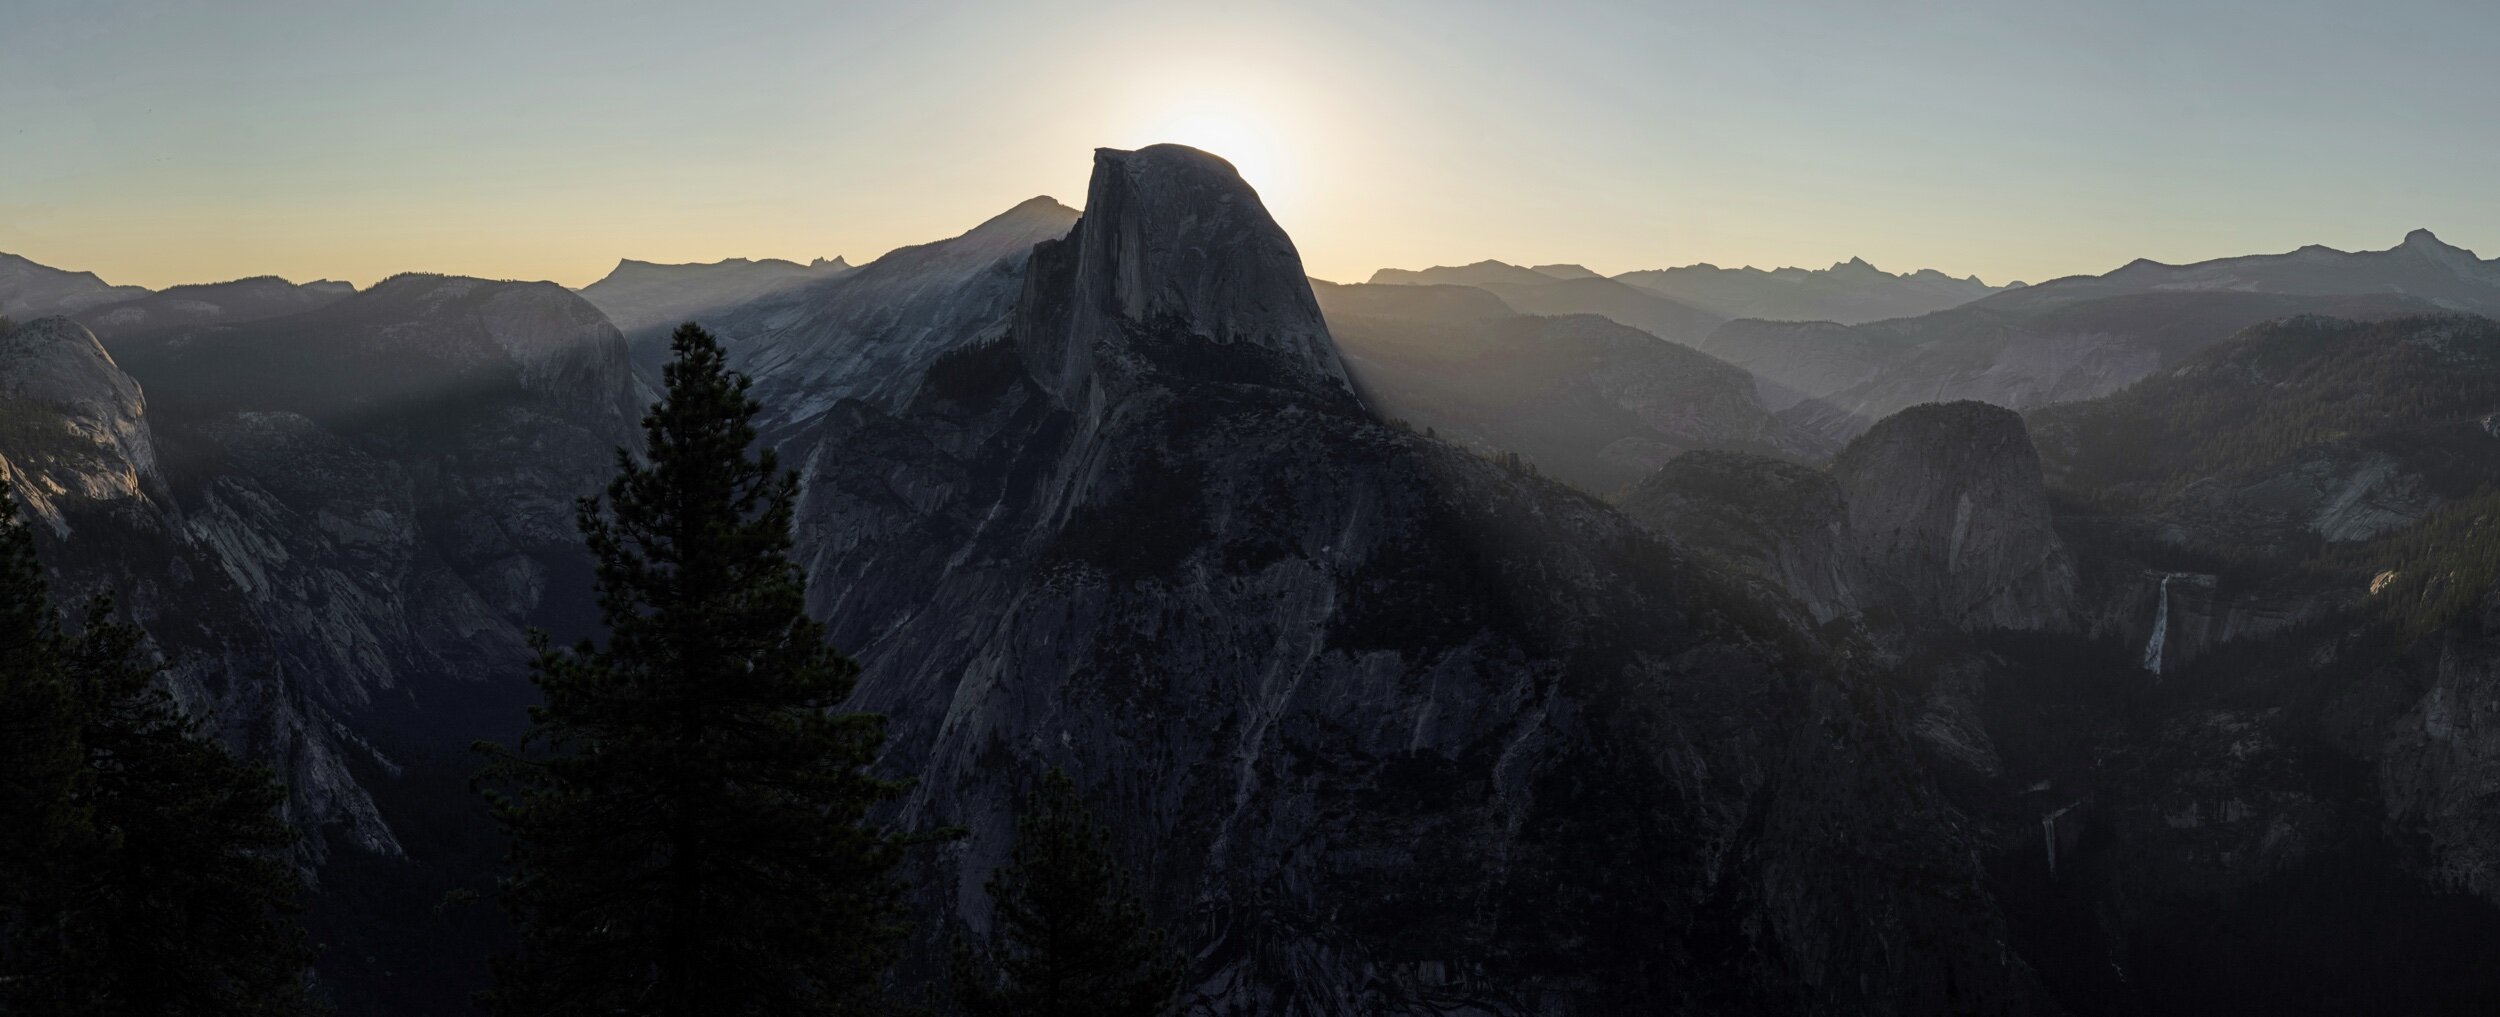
[1527,262,1600,280]
[1693,231,2498,446]
[1984,229,2500,315]
[706,195,1079,434]
[1624,401,2074,632]
[1367,259,1726,343]
[733,144,2050,1015]
[0,317,164,530]
[576,255,851,372]
[1618,257,2014,325]
[2030,313,2500,556]
[1314,279,1825,494]
[1710,289,2439,445]
[0,252,150,320]
[79,274,643,1010]
[74,275,356,343]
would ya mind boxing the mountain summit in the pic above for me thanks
[1018,144,1354,408]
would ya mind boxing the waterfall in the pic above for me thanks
[2141,574,2173,675]
[2042,803,2076,877]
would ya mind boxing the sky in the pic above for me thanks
[4,0,2498,290]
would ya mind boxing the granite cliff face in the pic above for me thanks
[4,278,646,1008]
[1619,451,1855,624]
[753,145,2047,1015]
[1624,401,2074,635]
[707,196,1078,434]
[1832,402,2075,631]
[0,317,162,527]
[1020,147,1351,409]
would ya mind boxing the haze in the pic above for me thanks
[6,0,2497,290]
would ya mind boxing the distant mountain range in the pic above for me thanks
[1366,260,1727,343]
[1367,255,2019,335]
[1618,257,2017,325]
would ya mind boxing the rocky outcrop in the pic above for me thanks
[1833,402,2075,631]
[1020,146,1352,411]
[0,317,163,529]
[1626,401,2074,634]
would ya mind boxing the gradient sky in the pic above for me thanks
[6,0,2497,290]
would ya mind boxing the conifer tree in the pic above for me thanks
[46,599,318,1016]
[482,322,909,1017]
[0,490,316,1016]
[0,488,80,987]
[953,769,1181,1017]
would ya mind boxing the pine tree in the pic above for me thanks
[47,599,319,1016]
[0,488,81,999]
[0,490,316,1016]
[953,769,1181,1017]
[482,322,909,1017]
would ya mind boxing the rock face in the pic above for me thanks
[106,273,642,709]
[708,196,1078,434]
[1618,257,2013,325]
[753,145,2047,1015]
[17,276,646,1008]
[1021,146,1351,409]
[0,317,162,528]
[1316,280,1826,495]
[1620,451,1855,623]
[1832,402,2075,631]
[0,252,150,319]
[1625,401,2074,634]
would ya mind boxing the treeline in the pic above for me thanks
[2034,314,2500,501]
[2323,490,2500,639]
[0,323,1184,1015]
[0,490,315,1014]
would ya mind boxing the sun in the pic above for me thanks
[1146,105,1292,206]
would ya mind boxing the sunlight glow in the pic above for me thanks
[1144,102,1294,209]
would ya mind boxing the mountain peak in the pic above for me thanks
[1529,263,1600,280]
[2403,227,2446,248]
[1016,144,1352,408]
